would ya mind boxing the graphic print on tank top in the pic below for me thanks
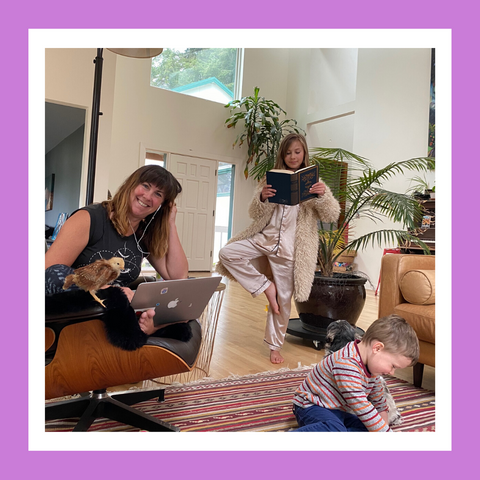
[80,241,143,286]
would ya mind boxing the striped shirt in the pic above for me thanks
[293,340,390,432]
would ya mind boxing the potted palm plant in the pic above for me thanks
[294,148,435,339]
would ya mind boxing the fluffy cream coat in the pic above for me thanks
[216,179,340,302]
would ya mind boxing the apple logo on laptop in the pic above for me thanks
[168,298,179,309]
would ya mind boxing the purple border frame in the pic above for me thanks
[5,1,476,477]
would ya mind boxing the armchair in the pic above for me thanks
[45,286,204,431]
[378,254,435,388]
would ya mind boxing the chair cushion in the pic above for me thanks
[147,319,202,367]
[393,303,435,344]
[399,269,435,305]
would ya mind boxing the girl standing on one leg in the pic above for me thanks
[217,133,340,364]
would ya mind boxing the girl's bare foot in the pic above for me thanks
[264,283,280,315]
[270,350,284,364]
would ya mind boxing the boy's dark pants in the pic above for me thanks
[293,404,368,432]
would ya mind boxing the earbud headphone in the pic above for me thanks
[129,203,163,256]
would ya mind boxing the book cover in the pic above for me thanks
[421,215,432,229]
[266,165,319,205]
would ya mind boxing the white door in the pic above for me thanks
[169,154,217,271]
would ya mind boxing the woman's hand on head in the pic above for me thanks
[148,200,188,280]
[168,201,178,225]
[309,181,326,197]
[261,184,277,202]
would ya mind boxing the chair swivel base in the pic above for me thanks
[46,388,180,432]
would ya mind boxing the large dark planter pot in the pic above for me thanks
[294,272,367,335]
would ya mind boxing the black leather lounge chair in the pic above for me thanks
[45,285,202,432]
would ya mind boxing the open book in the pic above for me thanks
[266,164,319,205]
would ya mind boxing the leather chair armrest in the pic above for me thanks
[378,254,435,317]
[45,291,110,361]
[46,294,106,329]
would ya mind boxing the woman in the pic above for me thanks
[45,165,188,335]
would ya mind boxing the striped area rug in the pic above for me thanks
[45,368,435,432]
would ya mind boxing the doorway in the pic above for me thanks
[141,153,235,272]
[45,102,86,231]
[213,163,235,265]
[168,154,218,271]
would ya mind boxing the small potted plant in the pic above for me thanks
[406,175,435,200]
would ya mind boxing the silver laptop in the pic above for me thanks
[130,276,222,326]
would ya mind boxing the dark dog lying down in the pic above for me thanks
[324,320,402,426]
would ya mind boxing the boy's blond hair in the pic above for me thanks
[361,314,419,365]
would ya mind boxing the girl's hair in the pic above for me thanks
[273,133,310,170]
[102,165,182,258]
[361,314,420,365]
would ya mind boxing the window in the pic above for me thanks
[150,48,242,104]
[145,151,166,168]
[217,164,234,196]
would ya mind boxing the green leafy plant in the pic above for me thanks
[225,86,305,179]
[311,148,436,277]
[405,174,435,196]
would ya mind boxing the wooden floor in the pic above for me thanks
[208,275,435,391]
[113,270,434,393]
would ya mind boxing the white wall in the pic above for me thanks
[242,48,289,109]
[352,49,431,286]
[305,49,358,151]
[286,48,357,149]
[283,48,432,287]
[45,48,117,204]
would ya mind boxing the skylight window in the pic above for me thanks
[150,48,242,104]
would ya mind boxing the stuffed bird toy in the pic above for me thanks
[63,257,125,308]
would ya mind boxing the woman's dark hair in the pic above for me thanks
[103,165,182,258]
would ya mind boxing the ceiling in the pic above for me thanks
[45,102,86,154]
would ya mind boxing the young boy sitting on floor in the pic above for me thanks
[292,314,419,432]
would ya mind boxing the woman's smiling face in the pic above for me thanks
[130,182,164,220]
